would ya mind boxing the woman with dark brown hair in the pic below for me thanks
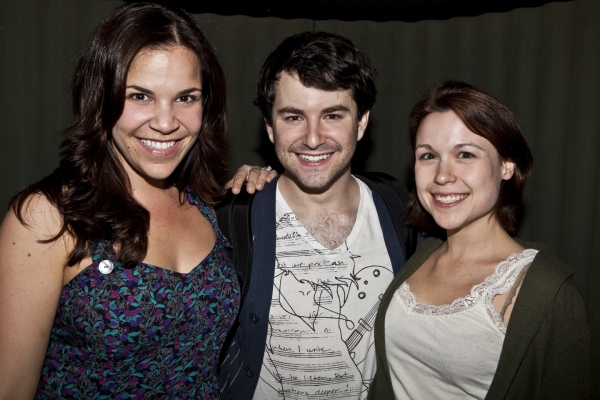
[0,3,243,398]
[369,81,590,399]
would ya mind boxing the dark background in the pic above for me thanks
[1,0,598,393]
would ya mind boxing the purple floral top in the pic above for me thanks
[36,188,240,399]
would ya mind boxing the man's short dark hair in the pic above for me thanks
[255,31,377,124]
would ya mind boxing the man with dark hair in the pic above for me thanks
[218,31,415,400]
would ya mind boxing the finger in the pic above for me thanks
[229,170,251,194]
[229,164,257,193]
[244,168,263,193]
[254,168,274,190]
[265,168,278,183]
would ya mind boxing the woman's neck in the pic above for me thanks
[443,217,521,264]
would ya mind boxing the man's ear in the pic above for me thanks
[265,118,275,144]
[357,110,370,141]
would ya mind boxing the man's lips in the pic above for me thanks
[297,153,332,162]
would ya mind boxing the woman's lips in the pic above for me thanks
[140,138,177,150]
[432,193,468,206]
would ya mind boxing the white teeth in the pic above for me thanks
[298,154,331,162]
[435,194,468,203]
[140,139,176,150]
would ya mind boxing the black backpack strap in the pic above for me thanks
[356,172,418,260]
[215,189,254,302]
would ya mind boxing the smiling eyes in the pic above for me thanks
[284,113,343,122]
[126,93,200,103]
[129,93,149,101]
[419,153,436,160]
[417,151,476,160]
[177,95,199,103]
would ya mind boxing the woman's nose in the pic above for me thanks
[434,160,455,185]
[149,102,180,135]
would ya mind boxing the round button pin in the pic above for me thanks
[98,260,114,275]
[249,313,260,324]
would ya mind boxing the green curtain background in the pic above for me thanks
[1,0,598,392]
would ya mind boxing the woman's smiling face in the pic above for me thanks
[111,45,203,188]
[414,111,515,235]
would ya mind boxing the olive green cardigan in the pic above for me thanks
[368,237,591,399]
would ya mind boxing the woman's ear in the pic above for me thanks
[501,160,516,181]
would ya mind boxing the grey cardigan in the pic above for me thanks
[368,237,591,399]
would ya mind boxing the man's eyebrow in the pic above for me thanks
[321,105,350,114]
[277,107,305,116]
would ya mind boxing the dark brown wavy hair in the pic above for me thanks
[10,2,228,269]
[254,31,377,124]
[406,80,534,235]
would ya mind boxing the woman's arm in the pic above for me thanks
[0,195,68,399]
[539,278,591,398]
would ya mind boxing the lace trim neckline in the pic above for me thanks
[397,248,538,329]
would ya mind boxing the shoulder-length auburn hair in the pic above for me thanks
[405,80,533,235]
[10,2,228,269]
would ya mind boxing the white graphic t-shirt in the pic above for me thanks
[253,177,393,400]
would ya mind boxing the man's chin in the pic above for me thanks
[282,171,343,194]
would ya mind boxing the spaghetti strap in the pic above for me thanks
[499,263,531,319]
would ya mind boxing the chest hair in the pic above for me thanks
[302,208,357,250]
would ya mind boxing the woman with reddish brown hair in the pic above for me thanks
[369,81,590,399]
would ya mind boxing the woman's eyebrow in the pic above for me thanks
[415,144,433,150]
[453,142,486,151]
[126,86,202,97]
[126,85,154,94]
[176,87,202,96]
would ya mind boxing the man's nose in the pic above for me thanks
[303,119,326,149]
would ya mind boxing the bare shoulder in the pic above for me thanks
[0,192,70,274]
[0,194,69,397]
[504,236,526,256]
[5,192,63,238]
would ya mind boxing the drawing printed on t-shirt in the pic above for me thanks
[254,183,392,400]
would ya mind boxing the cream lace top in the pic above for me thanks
[385,249,538,400]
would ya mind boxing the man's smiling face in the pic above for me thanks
[267,72,369,192]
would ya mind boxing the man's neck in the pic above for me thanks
[277,172,361,250]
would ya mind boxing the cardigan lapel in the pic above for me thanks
[485,244,574,399]
[248,174,279,304]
